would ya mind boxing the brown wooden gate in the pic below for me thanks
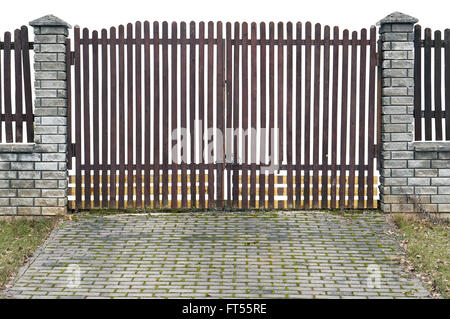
[67,21,379,210]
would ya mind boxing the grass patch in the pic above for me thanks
[0,217,59,289]
[393,215,449,298]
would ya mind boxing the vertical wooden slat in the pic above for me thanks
[3,32,13,142]
[171,22,178,209]
[14,29,23,143]
[232,22,240,208]
[268,22,275,209]
[304,22,312,209]
[126,23,134,208]
[348,31,358,209]
[339,29,350,209]
[21,26,34,143]
[180,22,188,208]
[198,22,206,209]
[189,22,197,208]
[226,22,233,208]
[250,22,257,208]
[312,23,321,209]
[434,30,443,140]
[101,29,108,208]
[259,22,267,209]
[295,22,303,209]
[118,25,126,209]
[424,28,432,140]
[153,22,161,208]
[65,38,72,169]
[143,21,151,208]
[162,21,169,208]
[241,22,249,209]
[277,22,284,209]
[82,28,91,209]
[358,28,367,209]
[330,26,339,210]
[109,27,118,209]
[414,25,422,141]
[217,21,224,209]
[135,21,143,208]
[322,25,331,209]
[74,27,82,208]
[286,22,294,208]
[92,30,100,208]
[207,21,215,209]
[367,26,376,208]
[445,29,450,140]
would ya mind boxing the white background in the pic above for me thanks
[0,0,449,32]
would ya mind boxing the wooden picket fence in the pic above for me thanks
[0,26,34,143]
[67,21,380,210]
[414,25,450,141]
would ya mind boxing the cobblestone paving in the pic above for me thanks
[5,211,429,299]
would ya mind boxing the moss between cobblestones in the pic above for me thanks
[393,215,449,298]
[0,217,59,289]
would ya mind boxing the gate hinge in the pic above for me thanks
[71,143,76,157]
[374,144,379,158]
[70,51,75,66]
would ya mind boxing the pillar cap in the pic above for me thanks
[377,12,418,25]
[30,14,71,28]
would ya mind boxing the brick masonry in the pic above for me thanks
[0,15,70,216]
[379,12,450,215]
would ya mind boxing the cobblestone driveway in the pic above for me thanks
[5,211,429,299]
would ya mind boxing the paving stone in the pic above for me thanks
[4,212,429,299]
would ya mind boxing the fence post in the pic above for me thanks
[378,12,418,213]
[29,15,71,215]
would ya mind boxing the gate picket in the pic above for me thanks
[312,23,321,209]
[109,26,117,209]
[286,22,293,208]
[358,28,367,209]
[339,30,349,209]
[82,28,91,209]
[135,21,143,208]
[322,25,331,209]
[92,30,100,208]
[181,22,188,209]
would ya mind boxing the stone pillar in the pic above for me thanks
[0,15,71,216]
[29,15,71,215]
[378,12,418,213]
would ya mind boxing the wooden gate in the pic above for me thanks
[67,21,379,210]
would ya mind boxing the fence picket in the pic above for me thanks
[322,25,331,209]
[82,28,91,209]
[358,28,367,209]
[295,22,302,209]
[92,30,100,208]
[304,22,312,209]
[348,31,358,209]
[190,21,197,208]
[260,22,267,209]
[144,21,151,208]
[118,25,126,209]
[286,22,293,208]
[153,22,161,209]
[339,30,349,209]
[250,22,257,208]
[180,22,188,208]
[135,21,143,208]
[13,29,23,143]
[424,28,432,140]
[3,32,13,142]
[312,23,321,209]
[109,27,118,209]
